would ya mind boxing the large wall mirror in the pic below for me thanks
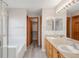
[46,18,63,31]
[55,9,66,36]
[46,19,54,31]
[67,2,79,41]
[46,16,65,36]
[46,8,66,36]
[55,18,63,31]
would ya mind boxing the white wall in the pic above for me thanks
[27,9,41,17]
[42,8,55,50]
[72,11,79,16]
[8,8,27,57]
[32,23,37,31]
[68,11,79,16]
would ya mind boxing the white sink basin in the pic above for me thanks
[62,38,75,45]
[58,45,79,54]
[58,45,71,53]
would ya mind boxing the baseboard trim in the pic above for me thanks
[16,44,27,58]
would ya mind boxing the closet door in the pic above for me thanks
[72,16,79,40]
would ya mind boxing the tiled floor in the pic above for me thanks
[23,41,47,58]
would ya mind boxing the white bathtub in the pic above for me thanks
[3,46,16,58]
[3,43,26,58]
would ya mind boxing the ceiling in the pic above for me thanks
[3,0,61,8]
[67,2,79,13]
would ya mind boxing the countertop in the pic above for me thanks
[46,36,79,58]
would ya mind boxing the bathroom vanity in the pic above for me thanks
[45,36,79,58]
[44,0,79,58]
[45,37,64,58]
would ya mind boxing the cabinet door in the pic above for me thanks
[46,41,53,58]
[52,46,58,58]
[45,39,64,58]
[45,39,58,58]
[47,42,50,57]
[58,53,64,58]
[46,40,49,57]
[45,39,47,49]
[49,43,53,58]
[47,43,50,57]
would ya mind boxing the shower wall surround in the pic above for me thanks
[0,0,8,58]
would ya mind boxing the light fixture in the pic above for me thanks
[56,0,77,13]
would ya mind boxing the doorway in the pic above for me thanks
[27,16,39,47]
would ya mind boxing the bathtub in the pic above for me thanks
[3,45,16,58]
[3,43,26,58]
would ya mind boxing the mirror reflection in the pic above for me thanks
[67,2,79,41]
[46,19,54,31]
[55,18,63,31]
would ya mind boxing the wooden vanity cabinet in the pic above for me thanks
[52,46,58,58]
[45,39,64,58]
[45,39,47,49]
[58,52,64,58]
[46,40,50,57]
[48,42,53,58]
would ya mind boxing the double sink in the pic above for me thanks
[58,39,79,54]
[46,36,79,54]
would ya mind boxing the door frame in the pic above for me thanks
[27,16,31,47]
[66,17,70,38]
[27,16,39,47]
[40,16,42,48]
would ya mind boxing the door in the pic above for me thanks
[31,17,38,47]
[27,16,32,47]
[40,16,42,48]
[36,17,38,47]
[72,16,79,40]
[27,17,39,47]
[67,17,70,37]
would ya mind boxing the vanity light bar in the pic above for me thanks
[56,0,77,13]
